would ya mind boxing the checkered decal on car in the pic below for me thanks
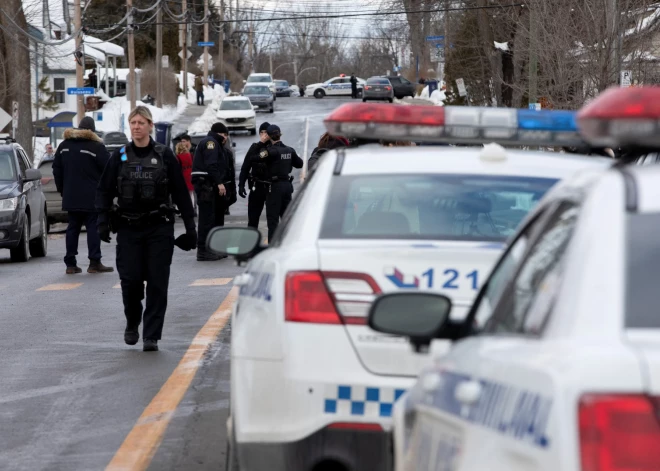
[324,385,407,418]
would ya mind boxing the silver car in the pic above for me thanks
[362,77,394,103]
[242,84,274,113]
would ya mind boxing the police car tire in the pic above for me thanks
[314,89,325,99]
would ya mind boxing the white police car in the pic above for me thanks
[209,103,611,471]
[305,75,366,99]
[368,87,660,471]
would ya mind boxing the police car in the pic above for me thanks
[208,103,611,471]
[305,75,366,99]
[367,86,660,471]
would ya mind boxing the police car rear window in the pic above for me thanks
[0,150,16,180]
[320,174,558,242]
[626,212,660,329]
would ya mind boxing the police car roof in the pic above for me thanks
[336,146,612,179]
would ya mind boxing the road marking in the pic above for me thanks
[105,286,238,471]
[188,277,233,287]
[36,283,83,291]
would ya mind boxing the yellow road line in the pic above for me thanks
[36,283,83,291]
[105,287,238,471]
[188,278,233,287]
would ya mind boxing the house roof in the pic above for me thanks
[45,40,106,72]
[84,35,125,57]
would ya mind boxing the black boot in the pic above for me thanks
[124,328,139,345]
[143,339,158,352]
[196,249,221,261]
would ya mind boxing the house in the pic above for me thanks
[23,0,126,122]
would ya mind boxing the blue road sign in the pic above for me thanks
[67,87,95,95]
[198,41,215,47]
[426,35,445,42]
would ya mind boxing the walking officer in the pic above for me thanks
[95,106,197,352]
[238,121,272,228]
[260,124,303,242]
[191,122,233,261]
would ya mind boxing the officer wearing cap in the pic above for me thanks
[260,124,303,241]
[96,106,197,352]
[191,122,233,261]
[239,121,272,228]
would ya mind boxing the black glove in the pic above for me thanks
[239,186,247,198]
[98,223,112,243]
[174,228,198,251]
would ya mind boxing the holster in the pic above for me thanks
[194,177,215,203]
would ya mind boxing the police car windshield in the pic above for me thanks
[220,100,252,110]
[0,151,16,181]
[320,174,558,242]
[244,86,270,95]
[247,76,271,83]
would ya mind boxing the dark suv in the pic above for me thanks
[382,75,416,99]
[0,135,48,262]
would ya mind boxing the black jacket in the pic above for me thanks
[95,138,196,232]
[191,132,228,185]
[239,141,270,188]
[52,128,110,212]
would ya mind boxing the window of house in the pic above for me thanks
[54,78,66,104]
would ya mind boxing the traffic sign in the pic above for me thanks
[198,41,215,47]
[0,107,11,132]
[621,70,632,88]
[162,55,170,68]
[67,87,95,95]
[178,49,193,60]
[528,103,542,111]
[432,47,445,63]
[426,35,445,42]
[456,78,467,97]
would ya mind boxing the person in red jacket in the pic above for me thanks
[175,141,195,212]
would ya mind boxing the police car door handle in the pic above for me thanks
[455,380,482,405]
[234,273,253,286]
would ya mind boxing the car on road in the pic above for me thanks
[306,75,366,99]
[103,131,129,154]
[369,87,656,471]
[207,103,610,471]
[0,134,48,262]
[242,84,275,113]
[36,156,66,226]
[216,96,258,135]
[274,80,292,97]
[382,75,416,99]
[244,72,277,100]
[363,77,394,103]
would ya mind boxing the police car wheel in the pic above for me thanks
[314,89,325,99]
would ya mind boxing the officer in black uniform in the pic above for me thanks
[191,122,233,261]
[96,106,197,352]
[238,121,272,228]
[260,124,303,242]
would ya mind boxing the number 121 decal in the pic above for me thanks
[385,267,479,291]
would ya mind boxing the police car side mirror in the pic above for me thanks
[207,226,264,259]
[368,292,452,354]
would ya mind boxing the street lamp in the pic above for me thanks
[297,66,319,83]
[273,62,294,77]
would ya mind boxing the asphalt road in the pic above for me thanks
[0,95,352,471]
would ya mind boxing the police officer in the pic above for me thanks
[96,106,197,352]
[239,121,272,228]
[191,122,233,261]
[260,125,303,241]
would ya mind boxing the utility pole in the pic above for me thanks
[293,59,298,88]
[127,0,136,110]
[609,0,621,85]
[74,0,84,123]
[203,0,209,85]
[182,0,188,97]
[528,5,538,107]
[269,53,273,77]
[443,0,449,84]
[248,7,254,73]
[156,2,163,108]
[219,0,224,81]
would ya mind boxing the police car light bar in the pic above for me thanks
[323,103,586,147]
[577,86,660,148]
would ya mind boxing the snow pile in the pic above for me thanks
[188,102,221,135]
[416,86,446,106]
[177,72,227,105]
[289,86,301,97]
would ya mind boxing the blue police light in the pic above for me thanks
[517,110,577,131]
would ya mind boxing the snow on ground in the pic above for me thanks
[417,85,446,105]
[176,72,228,105]
[187,85,230,135]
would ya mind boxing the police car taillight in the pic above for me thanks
[577,86,660,148]
[323,103,585,147]
[579,394,660,471]
[285,271,381,325]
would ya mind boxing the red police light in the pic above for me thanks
[577,86,660,148]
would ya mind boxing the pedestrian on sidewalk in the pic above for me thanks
[96,106,197,352]
[175,141,196,213]
[194,74,205,106]
[52,116,114,275]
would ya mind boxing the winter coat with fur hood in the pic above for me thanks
[53,128,111,212]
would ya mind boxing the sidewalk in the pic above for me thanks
[172,102,208,137]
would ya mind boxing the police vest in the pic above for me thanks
[264,144,294,179]
[117,144,169,210]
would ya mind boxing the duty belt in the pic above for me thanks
[112,204,180,228]
[271,175,294,182]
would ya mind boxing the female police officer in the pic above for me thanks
[96,106,197,352]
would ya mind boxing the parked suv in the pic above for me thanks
[382,75,416,99]
[0,135,48,262]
